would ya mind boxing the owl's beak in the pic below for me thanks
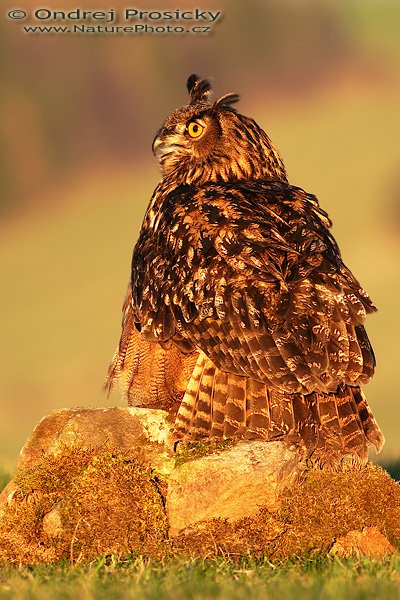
[152,134,163,156]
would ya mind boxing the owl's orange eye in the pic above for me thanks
[187,121,204,138]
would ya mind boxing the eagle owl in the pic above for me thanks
[106,74,384,465]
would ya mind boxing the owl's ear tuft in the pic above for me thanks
[213,93,240,112]
[187,74,212,105]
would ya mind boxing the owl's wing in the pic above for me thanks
[132,181,376,395]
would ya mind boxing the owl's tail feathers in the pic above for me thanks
[172,351,248,440]
[172,352,384,464]
[308,386,384,466]
[172,351,298,443]
[349,387,384,451]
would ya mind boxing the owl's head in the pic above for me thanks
[152,74,287,185]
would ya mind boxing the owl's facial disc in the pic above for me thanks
[152,90,287,184]
[152,108,215,174]
[152,117,207,156]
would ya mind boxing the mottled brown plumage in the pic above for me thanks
[106,75,383,465]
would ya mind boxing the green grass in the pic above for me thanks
[0,468,11,494]
[0,555,400,600]
[381,460,400,483]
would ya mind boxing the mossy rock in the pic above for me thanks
[0,449,168,564]
[174,439,238,467]
[171,462,400,560]
[1,448,399,565]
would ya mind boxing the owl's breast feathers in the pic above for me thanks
[131,179,376,396]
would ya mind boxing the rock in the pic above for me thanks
[2,407,400,563]
[0,481,18,518]
[42,503,63,538]
[166,440,299,536]
[330,526,396,559]
[0,407,300,558]
[16,407,175,475]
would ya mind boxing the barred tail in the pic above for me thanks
[350,387,384,451]
[172,352,384,465]
[173,352,296,443]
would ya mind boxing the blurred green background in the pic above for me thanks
[1,0,399,467]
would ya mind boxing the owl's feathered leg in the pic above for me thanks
[172,353,384,466]
[105,283,196,411]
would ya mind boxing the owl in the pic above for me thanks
[106,74,384,465]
